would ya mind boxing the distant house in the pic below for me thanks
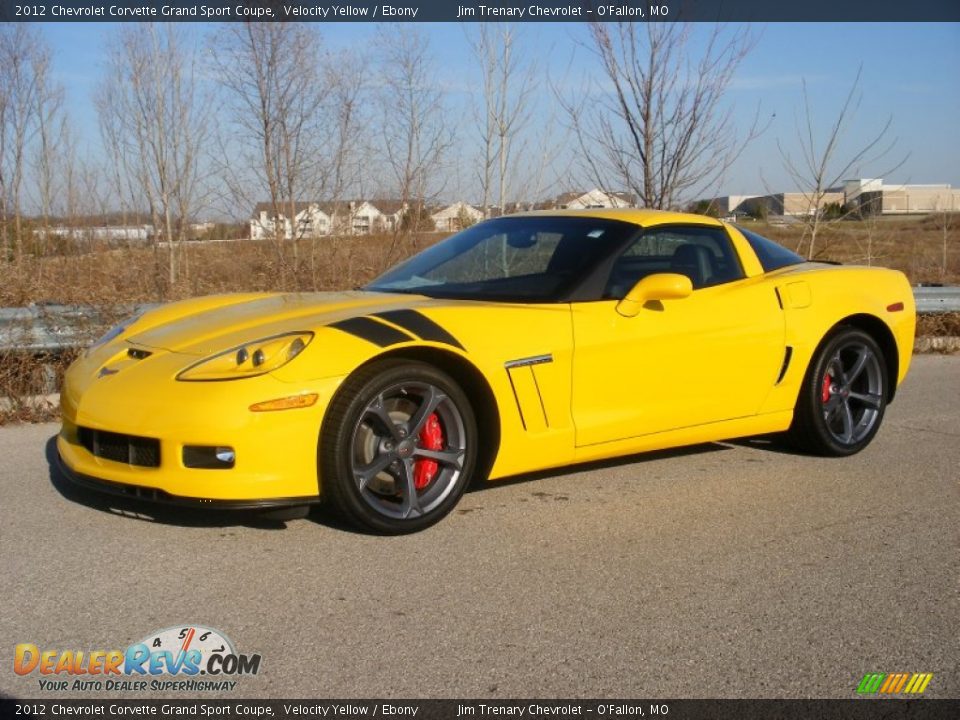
[249,202,331,240]
[250,199,524,240]
[250,199,419,238]
[369,200,408,232]
[431,202,484,232]
[346,201,381,235]
[554,189,635,210]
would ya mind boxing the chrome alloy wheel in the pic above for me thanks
[820,340,884,446]
[350,381,466,520]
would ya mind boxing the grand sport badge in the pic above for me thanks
[14,625,261,692]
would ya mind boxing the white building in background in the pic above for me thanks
[554,189,635,209]
[39,225,154,242]
[344,201,381,235]
[697,178,960,219]
[368,200,408,233]
[249,200,413,238]
[701,195,761,217]
[249,202,331,240]
[844,178,960,216]
[431,201,484,232]
[738,190,846,218]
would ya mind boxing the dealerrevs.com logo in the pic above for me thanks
[14,625,261,693]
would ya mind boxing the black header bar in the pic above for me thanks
[2,700,960,720]
[1,0,959,23]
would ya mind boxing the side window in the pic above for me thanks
[604,225,744,298]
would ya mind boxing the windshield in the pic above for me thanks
[366,216,637,302]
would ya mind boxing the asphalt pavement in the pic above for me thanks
[1,355,957,699]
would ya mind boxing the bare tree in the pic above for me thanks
[213,22,341,275]
[932,200,954,281]
[472,29,497,218]
[468,25,537,217]
[558,23,764,210]
[853,202,888,268]
[0,24,45,265]
[97,23,210,291]
[97,82,141,242]
[375,26,452,250]
[29,41,68,263]
[324,48,369,213]
[778,66,906,259]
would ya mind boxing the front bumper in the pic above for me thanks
[58,346,345,504]
[57,452,321,509]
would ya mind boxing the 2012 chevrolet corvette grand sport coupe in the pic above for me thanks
[58,209,915,533]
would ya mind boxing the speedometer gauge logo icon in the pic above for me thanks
[138,625,236,660]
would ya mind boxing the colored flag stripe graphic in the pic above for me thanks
[857,673,933,694]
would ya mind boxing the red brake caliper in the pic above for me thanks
[821,373,832,404]
[414,413,444,490]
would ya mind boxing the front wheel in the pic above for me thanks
[788,327,889,456]
[320,360,478,534]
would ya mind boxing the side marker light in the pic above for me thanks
[249,394,319,412]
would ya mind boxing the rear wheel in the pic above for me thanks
[320,360,477,534]
[789,327,888,456]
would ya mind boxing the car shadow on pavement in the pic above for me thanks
[466,432,811,495]
[468,441,733,494]
[724,433,811,456]
[44,436,299,530]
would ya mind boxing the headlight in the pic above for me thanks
[87,310,146,354]
[176,332,313,382]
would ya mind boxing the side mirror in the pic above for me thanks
[616,273,693,317]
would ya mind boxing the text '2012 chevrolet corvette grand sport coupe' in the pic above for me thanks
[58,209,915,533]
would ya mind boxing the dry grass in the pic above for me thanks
[0,350,77,424]
[746,214,960,285]
[0,232,441,308]
[917,311,960,337]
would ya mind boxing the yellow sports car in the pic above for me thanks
[58,209,915,533]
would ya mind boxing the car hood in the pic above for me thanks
[127,291,426,355]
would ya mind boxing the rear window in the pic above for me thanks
[735,226,805,272]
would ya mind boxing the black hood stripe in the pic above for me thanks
[329,316,415,347]
[373,309,465,350]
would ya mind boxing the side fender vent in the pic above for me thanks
[775,346,793,385]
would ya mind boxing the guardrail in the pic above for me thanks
[0,287,957,354]
[914,285,960,313]
[0,304,157,353]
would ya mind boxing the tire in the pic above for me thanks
[320,359,478,534]
[788,327,889,456]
